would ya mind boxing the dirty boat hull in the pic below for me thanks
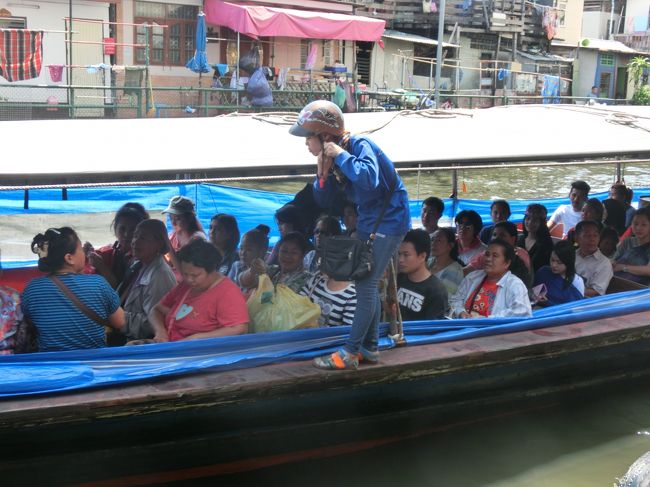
[1,310,650,484]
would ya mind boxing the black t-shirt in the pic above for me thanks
[397,273,448,321]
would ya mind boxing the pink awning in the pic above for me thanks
[204,0,385,42]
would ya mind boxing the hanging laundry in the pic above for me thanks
[541,75,560,104]
[213,63,229,76]
[277,67,289,90]
[304,43,317,70]
[633,16,648,33]
[0,29,43,82]
[497,68,510,81]
[542,9,557,40]
[462,0,472,11]
[123,67,144,95]
[48,64,64,83]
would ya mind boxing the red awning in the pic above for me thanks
[204,0,385,42]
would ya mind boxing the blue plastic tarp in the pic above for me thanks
[2,183,648,269]
[1,289,649,398]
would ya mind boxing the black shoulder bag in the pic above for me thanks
[317,172,397,281]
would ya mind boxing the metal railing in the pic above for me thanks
[0,83,630,121]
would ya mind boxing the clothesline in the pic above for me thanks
[64,39,147,47]
[0,28,77,34]
[64,18,169,28]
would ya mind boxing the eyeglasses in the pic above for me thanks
[456,223,473,230]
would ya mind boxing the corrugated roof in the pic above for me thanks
[579,38,638,54]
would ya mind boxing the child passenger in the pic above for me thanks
[300,271,356,327]
[397,229,448,321]
[229,225,270,297]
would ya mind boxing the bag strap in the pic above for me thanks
[50,275,112,328]
[369,170,398,241]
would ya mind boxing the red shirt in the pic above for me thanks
[465,279,499,317]
[161,278,249,341]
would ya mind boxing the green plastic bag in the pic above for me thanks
[247,274,321,333]
[333,84,346,110]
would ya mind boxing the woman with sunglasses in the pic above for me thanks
[303,215,342,273]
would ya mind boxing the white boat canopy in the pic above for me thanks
[3,104,650,183]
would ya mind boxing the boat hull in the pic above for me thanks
[1,311,650,484]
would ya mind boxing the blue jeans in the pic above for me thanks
[345,231,405,354]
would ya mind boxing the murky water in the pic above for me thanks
[179,379,650,487]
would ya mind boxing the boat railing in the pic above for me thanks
[0,83,629,120]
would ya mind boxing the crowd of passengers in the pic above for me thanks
[1,179,649,354]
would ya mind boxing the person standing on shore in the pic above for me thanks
[289,100,410,370]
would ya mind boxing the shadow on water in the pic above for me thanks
[160,379,650,487]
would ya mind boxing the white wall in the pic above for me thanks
[371,38,413,90]
[0,0,109,101]
[582,11,622,39]
[622,0,649,33]
[574,49,598,98]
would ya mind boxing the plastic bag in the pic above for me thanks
[247,274,321,333]
[247,68,273,107]
[239,48,261,74]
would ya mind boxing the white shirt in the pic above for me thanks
[549,205,582,237]
[575,249,613,295]
[449,270,532,319]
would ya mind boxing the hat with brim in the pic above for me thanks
[288,123,314,137]
[162,196,195,215]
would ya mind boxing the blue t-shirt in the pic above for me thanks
[21,273,119,352]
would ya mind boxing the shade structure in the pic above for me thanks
[186,12,210,74]
[204,0,385,42]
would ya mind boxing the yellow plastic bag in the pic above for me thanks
[247,274,321,333]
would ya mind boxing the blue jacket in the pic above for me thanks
[313,135,410,236]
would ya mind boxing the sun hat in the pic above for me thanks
[162,196,195,215]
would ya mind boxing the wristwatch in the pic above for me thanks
[623,265,629,273]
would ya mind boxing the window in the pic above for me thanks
[555,0,567,27]
[134,2,198,66]
[600,53,614,66]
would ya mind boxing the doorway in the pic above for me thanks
[356,41,372,85]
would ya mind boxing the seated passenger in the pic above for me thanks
[304,215,342,273]
[300,270,356,327]
[230,225,270,297]
[421,196,445,237]
[449,239,532,319]
[397,229,448,321]
[428,227,465,295]
[149,239,248,342]
[342,200,358,238]
[162,196,206,252]
[610,182,636,228]
[86,202,149,290]
[603,198,627,236]
[259,232,313,293]
[466,221,531,282]
[479,199,511,244]
[122,220,177,341]
[548,180,590,238]
[209,213,240,276]
[612,207,650,285]
[455,210,487,265]
[0,249,21,354]
[599,226,620,260]
[517,203,553,274]
[21,227,125,351]
[267,204,308,265]
[533,240,584,306]
[574,220,613,297]
[566,198,604,244]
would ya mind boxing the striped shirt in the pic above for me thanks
[300,273,357,327]
[21,273,120,352]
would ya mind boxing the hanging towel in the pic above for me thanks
[123,67,143,95]
[0,29,43,82]
[48,64,64,83]
[541,75,560,104]
[214,63,229,76]
[304,44,317,70]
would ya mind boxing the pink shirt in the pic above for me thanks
[161,278,249,341]
[469,246,532,271]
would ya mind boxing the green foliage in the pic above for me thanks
[628,56,650,89]
[631,85,650,105]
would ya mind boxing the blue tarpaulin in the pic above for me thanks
[0,289,649,398]
[2,183,649,269]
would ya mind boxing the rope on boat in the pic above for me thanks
[2,158,650,191]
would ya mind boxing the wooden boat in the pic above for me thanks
[1,104,650,484]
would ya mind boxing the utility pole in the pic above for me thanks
[434,0,446,107]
